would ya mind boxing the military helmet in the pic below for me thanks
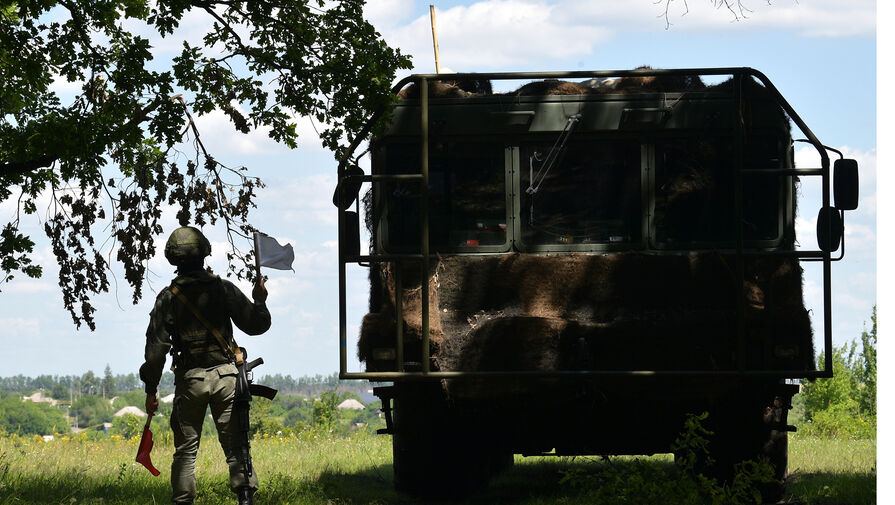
[164,226,211,265]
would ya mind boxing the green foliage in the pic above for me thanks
[347,399,383,428]
[248,397,283,437]
[111,390,145,410]
[271,393,312,428]
[0,224,42,283]
[71,394,113,427]
[0,0,412,329]
[79,370,101,396]
[669,411,714,472]
[311,390,342,431]
[801,345,860,416]
[102,364,117,398]
[561,413,776,505]
[49,383,69,401]
[797,306,877,439]
[110,413,143,440]
[856,306,877,416]
[801,403,875,439]
[0,394,68,435]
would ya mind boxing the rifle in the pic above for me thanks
[232,347,278,478]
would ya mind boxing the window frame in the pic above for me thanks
[374,138,514,254]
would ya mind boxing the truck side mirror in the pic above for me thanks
[816,206,843,252]
[332,164,365,210]
[833,158,859,210]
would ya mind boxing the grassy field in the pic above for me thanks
[0,431,875,505]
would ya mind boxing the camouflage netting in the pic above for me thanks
[396,66,721,98]
[360,254,813,375]
[360,69,809,397]
[394,67,792,134]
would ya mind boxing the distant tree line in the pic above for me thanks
[0,364,149,398]
[0,368,378,399]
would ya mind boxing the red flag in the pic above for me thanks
[135,415,161,476]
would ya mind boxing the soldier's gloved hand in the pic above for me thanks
[145,394,158,416]
[253,277,268,303]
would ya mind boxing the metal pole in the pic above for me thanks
[420,77,431,374]
[338,176,348,377]
[396,266,404,372]
[734,72,747,372]
[253,231,262,279]
[340,369,840,380]
[822,151,833,376]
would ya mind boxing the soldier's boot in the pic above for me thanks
[236,487,254,505]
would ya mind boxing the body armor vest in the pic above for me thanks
[169,274,232,369]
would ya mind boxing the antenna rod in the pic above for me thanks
[429,5,441,73]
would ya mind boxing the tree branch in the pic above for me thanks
[1,156,57,177]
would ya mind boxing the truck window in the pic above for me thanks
[378,140,507,250]
[653,136,784,246]
[520,139,641,246]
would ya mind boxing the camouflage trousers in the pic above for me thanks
[170,363,258,504]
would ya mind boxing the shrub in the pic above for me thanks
[0,395,68,436]
[799,403,876,439]
[797,306,877,439]
[70,395,113,428]
[111,413,145,440]
[561,413,776,505]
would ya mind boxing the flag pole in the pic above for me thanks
[253,231,262,280]
[430,5,441,74]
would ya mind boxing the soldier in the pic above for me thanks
[140,226,271,505]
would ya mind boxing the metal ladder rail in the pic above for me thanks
[729,69,834,378]
[338,77,432,377]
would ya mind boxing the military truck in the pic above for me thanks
[332,68,859,499]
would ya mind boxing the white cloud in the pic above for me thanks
[0,318,40,338]
[843,223,876,261]
[188,107,289,157]
[2,280,56,294]
[365,0,417,30]
[385,1,609,71]
[49,73,85,98]
[255,173,338,228]
[803,278,822,303]
[380,1,873,76]
[556,0,874,37]
[795,145,876,198]
[835,290,874,312]
[122,5,230,56]
[794,145,876,257]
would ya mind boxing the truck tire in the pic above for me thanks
[391,383,492,497]
[703,385,793,504]
[757,393,791,502]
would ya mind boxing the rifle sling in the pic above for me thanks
[170,284,244,365]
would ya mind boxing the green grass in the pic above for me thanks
[785,435,877,505]
[0,431,875,504]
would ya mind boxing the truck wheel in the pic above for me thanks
[391,383,491,497]
[757,393,791,502]
[706,386,794,504]
[489,451,514,476]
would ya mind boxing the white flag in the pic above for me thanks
[254,233,295,271]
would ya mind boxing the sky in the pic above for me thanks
[0,0,879,386]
